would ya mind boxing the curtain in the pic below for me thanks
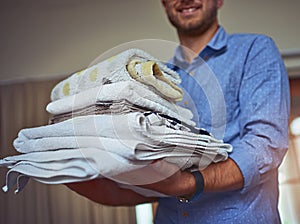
[0,78,136,224]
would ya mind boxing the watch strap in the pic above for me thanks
[177,170,204,203]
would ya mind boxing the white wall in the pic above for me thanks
[0,0,300,81]
[219,0,300,50]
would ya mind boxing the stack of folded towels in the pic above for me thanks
[0,48,232,195]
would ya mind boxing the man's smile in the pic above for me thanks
[177,4,202,16]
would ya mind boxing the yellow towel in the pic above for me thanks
[127,60,183,102]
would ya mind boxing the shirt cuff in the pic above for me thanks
[229,143,260,193]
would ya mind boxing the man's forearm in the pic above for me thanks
[201,158,244,192]
[66,178,158,206]
[154,158,244,197]
[137,158,244,197]
[65,159,244,206]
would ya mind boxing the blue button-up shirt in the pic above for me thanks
[154,26,290,223]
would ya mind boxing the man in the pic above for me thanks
[67,0,290,223]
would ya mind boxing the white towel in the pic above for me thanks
[50,48,183,102]
[13,112,231,154]
[1,147,151,193]
[11,112,231,173]
[12,134,230,168]
[1,113,232,193]
[2,141,226,171]
[0,147,188,193]
[0,147,221,194]
[46,81,194,126]
[14,113,145,147]
[14,135,231,155]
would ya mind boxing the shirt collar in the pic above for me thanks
[171,26,228,66]
[205,25,228,51]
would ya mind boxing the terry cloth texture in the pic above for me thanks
[50,48,183,102]
[47,81,194,126]
[0,48,233,195]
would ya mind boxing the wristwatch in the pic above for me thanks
[177,171,204,203]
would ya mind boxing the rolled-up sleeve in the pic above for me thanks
[229,36,290,193]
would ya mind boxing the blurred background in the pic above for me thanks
[0,0,300,223]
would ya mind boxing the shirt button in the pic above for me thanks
[203,55,210,61]
[182,211,188,217]
[184,101,189,106]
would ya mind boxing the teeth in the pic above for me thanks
[182,8,196,13]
